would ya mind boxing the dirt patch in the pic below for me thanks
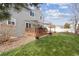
[0,36,35,52]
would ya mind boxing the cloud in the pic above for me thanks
[45,9,71,18]
[44,15,70,25]
[57,4,69,9]
[57,3,70,6]
[41,4,73,25]
[45,9,61,18]
[44,9,72,23]
[59,6,68,9]
[46,3,50,6]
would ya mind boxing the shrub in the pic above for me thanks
[0,24,14,44]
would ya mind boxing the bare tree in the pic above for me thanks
[70,3,79,34]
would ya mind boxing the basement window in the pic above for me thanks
[8,20,15,25]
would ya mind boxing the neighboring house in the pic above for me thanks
[49,25,65,33]
[44,23,75,33]
[44,23,63,33]
[53,25,64,32]
[0,7,43,37]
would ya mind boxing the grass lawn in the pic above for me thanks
[0,33,79,56]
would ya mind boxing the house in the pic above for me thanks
[43,23,64,33]
[44,23,76,33]
[48,25,65,33]
[0,6,43,37]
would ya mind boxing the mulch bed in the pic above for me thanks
[0,36,35,52]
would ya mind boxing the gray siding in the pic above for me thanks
[2,8,43,37]
[10,9,29,37]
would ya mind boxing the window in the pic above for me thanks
[8,21,11,24]
[30,11,34,16]
[26,23,31,28]
[29,24,31,28]
[8,20,15,25]
[26,23,29,28]
[12,22,15,25]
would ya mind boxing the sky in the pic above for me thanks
[40,3,73,26]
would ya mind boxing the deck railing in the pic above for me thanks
[35,27,48,39]
[25,27,48,39]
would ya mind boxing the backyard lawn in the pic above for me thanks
[0,33,79,56]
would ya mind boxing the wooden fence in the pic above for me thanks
[35,27,48,39]
[25,27,48,39]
